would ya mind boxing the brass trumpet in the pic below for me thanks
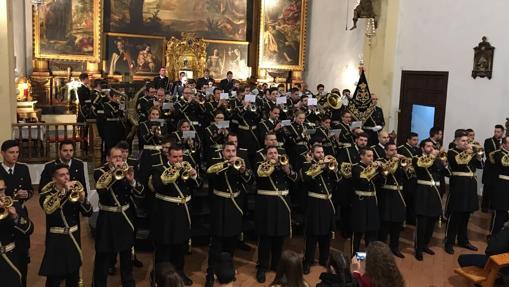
[180,161,194,180]
[319,155,337,170]
[438,150,448,163]
[0,196,16,220]
[279,154,289,166]
[233,158,245,170]
[472,145,484,157]
[113,162,130,181]
[42,181,84,215]
[400,157,412,167]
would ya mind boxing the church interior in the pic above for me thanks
[1,0,509,286]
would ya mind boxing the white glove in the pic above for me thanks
[342,97,349,106]
[373,125,382,132]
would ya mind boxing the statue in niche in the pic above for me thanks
[472,36,495,79]
[350,0,377,30]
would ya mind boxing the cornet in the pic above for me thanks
[113,162,130,181]
[0,196,16,220]
[279,154,289,166]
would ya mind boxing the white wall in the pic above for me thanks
[304,0,365,93]
[391,0,509,145]
[12,0,32,77]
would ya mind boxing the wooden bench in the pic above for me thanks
[454,252,509,287]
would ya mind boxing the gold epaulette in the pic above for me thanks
[416,155,435,168]
[455,151,473,165]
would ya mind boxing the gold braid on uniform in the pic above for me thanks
[502,153,509,167]
[360,162,380,181]
[416,154,435,168]
[160,165,180,184]
[305,163,323,178]
[340,162,352,178]
[257,161,275,177]
[455,151,473,165]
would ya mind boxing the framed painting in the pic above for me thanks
[204,40,251,80]
[33,0,102,62]
[106,0,248,41]
[105,33,165,76]
[258,0,308,70]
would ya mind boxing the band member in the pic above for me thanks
[256,132,287,165]
[174,86,207,132]
[413,139,449,261]
[39,164,92,286]
[172,120,201,168]
[350,148,383,254]
[205,142,253,287]
[336,133,369,238]
[196,69,215,89]
[258,106,285,147]
[398,132,420,225]
[151,145,199,286]
[286,110,310,171]
[219,71,235,93]
[482,124,504,212]
[138,107,164,187]
[93,147,144,287]
[255,146,298,283]
[310,115,337,156]
[137,86,157,124]
[91,80,108,159]
[206,88,232,121]
[491,135,509,235]
[153,67,169,90]
[301,144,339,274]
[333,111,354,148]
[173,71,187,97]
[233,85,261,167]
[261,87,279,119]
[0,140,33,287]
[39,140,87,195]
[378,142,406,258]
[444,131,482,254]
[362,94,385,145]
[103,91,126,154]
[421,126,443,150]
[0,177,33,287]
[371,131,390,160]
[205,111,230,163]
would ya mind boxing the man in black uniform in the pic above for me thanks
[173,87,207,132]
[362,94,385,146]
[77,73,92,150]
[173,71,187,97]
[413,139,449,261]
[0,177,33,287]
[370,131,390,160]
[378,142,406,258]
[232,86,261,168]
[151,145,199,285]
[444,131,482,255]
[301,144,339,274]
[93,147,144,287]
[421,126,443,150]
[255,146,298,283]
[39,140,87,194]
[197,69,215,89]
[205,142,253,287]
[397,132,420,225]
[258,106,285,146]
[103,92,126,153]
[310,115,337,156]
[333,111,354,148]
[0,140,33,287]
[153,67,169,90]
[490,135,509,235]
[137,86,157,124]
[350,148,383,254]
[481,124,504,212]
[219,71,235,93]
[255,132,287,165]
[286,110,309,172]
[39,164,92,286]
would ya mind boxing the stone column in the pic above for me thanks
[0,1,17,141]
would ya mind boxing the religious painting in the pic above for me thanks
[258,0,308,70]
[105,33,165,76]
[205,40,251,80]
[107,0,248,41]
[33,0,102,62]
[472,36,495,79]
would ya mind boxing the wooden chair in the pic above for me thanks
[454,252,509,287]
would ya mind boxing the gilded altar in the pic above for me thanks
[165,33,207,81]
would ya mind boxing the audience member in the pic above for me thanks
[316,250,360,287]
[153,262,184,287]
[270,250,309,287]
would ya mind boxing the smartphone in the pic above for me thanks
[355,252,366,261]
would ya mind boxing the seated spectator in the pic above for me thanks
[270,250,309,287]
[316,250,360,287]
[153,262,184,287]
[215,252,236,287]
[350,241,405,287]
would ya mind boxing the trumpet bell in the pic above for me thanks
[233,158,245,170]
[279,155,289,166]
[327,92,342,110]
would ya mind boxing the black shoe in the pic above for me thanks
[178,272,193,286]
[237,241,252,251]
[445,244,455,255]
[303,263,310,275]
[392,249,405,259]
[423,247,435,255]
[107,266,116,275]
[256,270,266,283]
[415,251,423,261]
[459,243,478,251]
[132,257,143,268]
[204,275,214,287]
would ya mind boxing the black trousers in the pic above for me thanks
[45,272,79,287]
[207,236,237,277]
[351,231,377,254]
[445,212,471,246]
[415,215,438,252]
[303,234,331,266]
[18,252,29,287]
[257,235,285,271]
[490,210,509,236]
[93,250,134,287]
[379,221,403,250]
[481,184,492,210]
[155,243,186,271]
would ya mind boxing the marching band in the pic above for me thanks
[0,68,504,286]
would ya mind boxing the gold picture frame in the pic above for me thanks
[258,0,308,71]
[203,39,251,80]
[33,0,102,62]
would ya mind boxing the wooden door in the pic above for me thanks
[397,71,449,144]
